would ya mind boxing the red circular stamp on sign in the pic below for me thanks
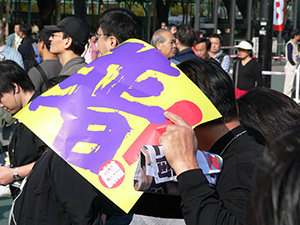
[98,160,125,189]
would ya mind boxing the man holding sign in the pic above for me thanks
[159,58,264,225]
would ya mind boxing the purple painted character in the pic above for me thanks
[29,42,180,174]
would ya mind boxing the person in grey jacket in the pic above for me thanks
[45,17,89,76]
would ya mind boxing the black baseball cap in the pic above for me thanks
[45,17,89,46]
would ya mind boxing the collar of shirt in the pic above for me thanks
[210,50,223,60]
[209,124,247,156]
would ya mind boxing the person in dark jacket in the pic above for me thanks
[45,17,89,76]
[159,58,264,225]
[170,24,199,65]
[17,23,36,72]
[9,148,113,225]
[0,60,45,199]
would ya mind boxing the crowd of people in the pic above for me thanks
[0,8,299,225]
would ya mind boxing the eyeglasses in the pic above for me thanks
[50,33,66,38]
[95,32,109,39]
[50,33,64,38]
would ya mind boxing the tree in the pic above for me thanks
[222,0,249,23]
[179,0,190,24]
[37,0,56,27]
[156,0,172,26]
[91,0,95,29]
[74,0,88,23]
[88,0,103,30]
[141,0,155,42]
[55,0,61,24]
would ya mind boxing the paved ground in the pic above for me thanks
[270,59,286,92]
[0,59,286,225]
[0,198,11,225]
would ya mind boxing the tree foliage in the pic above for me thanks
[74,0,88,22]
[222,0,249,23]
[156,0,172,25]
[115,0,181,26]
[37,0,56,27]
[37,0,91,27]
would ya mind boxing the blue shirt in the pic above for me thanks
[6,33,15,48]
[211,50,230,73]
[0,45,24,69]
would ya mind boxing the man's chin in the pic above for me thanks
[170,53,176,58]
[7,109,16,115]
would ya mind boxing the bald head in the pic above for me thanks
[150,29,177,59]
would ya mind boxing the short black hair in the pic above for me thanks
[195,30,203,38]
[69,39,85,55]
[38,29,52,50]
[209,33,223,45]
[98,8,143,43]
[89,32,96,39]
[247,125,300,225]
[237,87,300,145]
[178,58,237,125]
[0,60,34,97]
[62,32,85,55]
[19,23,32,37]
[167,23,176,31]
[176,24,195,47]
[290,29,300,38]
[194,37,211,51]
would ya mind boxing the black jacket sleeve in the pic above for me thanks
[287,43,296,65]
[177,169,242,225]
[52,154,113,225]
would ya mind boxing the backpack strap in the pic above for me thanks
[35,65,50,91]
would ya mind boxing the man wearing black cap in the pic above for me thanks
[45,17,89,76]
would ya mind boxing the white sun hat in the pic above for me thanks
[233,41,253,50]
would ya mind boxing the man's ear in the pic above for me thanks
[12,83,20,94]
[64,38,73,49]
[108,36,119,51]
[40,41,45,49]
[156,42,162,51]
